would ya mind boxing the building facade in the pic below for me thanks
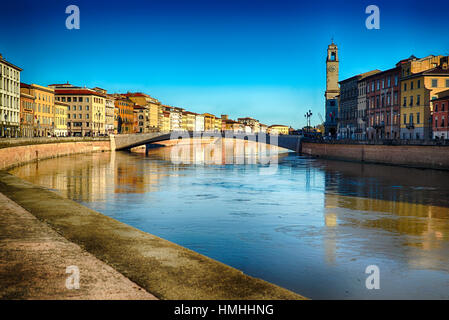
[356,70,381,140]
[365,67,401,140]
[268,125,289,135]
[237,117,260,133]
[400,57,449,140]
[432,90,449,139]
[338,75,359,139]
[19,86,35,138]
[53,85,106,136]
[0,54,22,137]
[126,92,160,131]
[93,88,115,135]
[203,113,216,132]
[161,110,171,132]
[30,84,55,137]
[195,113,204,132]
[113,95,134,134]
[183,111,196,131]
[54,100,69,136]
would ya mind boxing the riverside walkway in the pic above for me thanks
[0,192,157,299]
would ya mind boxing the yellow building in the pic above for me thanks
[52,85,107,136]
[29,84,55,137]
[112,94,134,134]
[400,56,449,140]
[161,110,171,132]
[126,92,160,130]
[182,111,196,131]
[203,113,216,131]
[214,117,222,132]
[268,124,289,135]
[54,100,69,136]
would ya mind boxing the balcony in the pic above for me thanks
[373,121,385,129]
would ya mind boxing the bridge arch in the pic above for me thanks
[111,132,303,153]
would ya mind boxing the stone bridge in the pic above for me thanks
[110,132,303,153]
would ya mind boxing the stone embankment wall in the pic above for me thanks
[0,140,111,170]
[302,142,449,170]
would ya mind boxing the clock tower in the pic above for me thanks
[324,40,340,136]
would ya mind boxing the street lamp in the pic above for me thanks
[304,110,313,133]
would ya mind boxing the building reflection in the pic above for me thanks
[10,152,112,202]
[152,138,287,166]
[319,159,449,270]
[10,140,286,202]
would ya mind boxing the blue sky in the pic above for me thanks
[1,0,448,127]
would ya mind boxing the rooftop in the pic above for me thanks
[0,53,23,71]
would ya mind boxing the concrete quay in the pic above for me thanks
[0,170,306,300]
[0,192,156,300]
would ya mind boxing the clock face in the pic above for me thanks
[328,65,336,72]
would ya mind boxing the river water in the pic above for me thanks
[9,140,449,299]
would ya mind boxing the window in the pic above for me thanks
[79,114,82,119]
[435,103,438,112]
[404,83,407,91]
[442,116,445,127]
[417,95,420,106]
[372,82,375,91]
[73,97,77,102]
[403,97,407,107]
[79,97,83,102]
[409,114,414,125]
[410,96,413,106]
[417,112,420,124]
[432,79,438,88]
[86,106,89,111]
[417,80,421,88]
[395,75,398,86]
[410,81,414,90]
[382,79,385,89]
[67,97,71,102]
[403,114,407,124]
[435,117,438,128]
[443,103,446,111]
[388,77,391,87]
[377,80,380,90]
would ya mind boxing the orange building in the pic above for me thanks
[19,83,35,137]
[113,95,134,134]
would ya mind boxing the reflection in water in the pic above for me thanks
[10,143,449,299]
